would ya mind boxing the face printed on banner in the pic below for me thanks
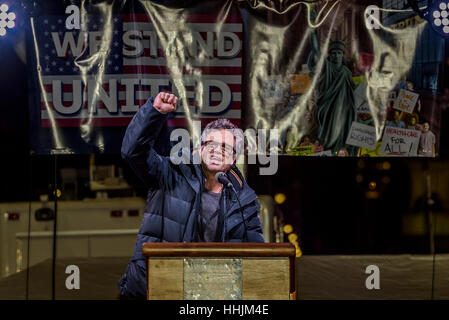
[393,110,400,121]
[199,129,236,174]
[369,52,397,92]
[337,148,349,157]
[330,49,344,66]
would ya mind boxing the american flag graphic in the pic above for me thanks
[37,14,242,128]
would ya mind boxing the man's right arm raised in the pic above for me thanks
[121,92,178,188]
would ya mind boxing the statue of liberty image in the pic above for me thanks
[307,23,357,156]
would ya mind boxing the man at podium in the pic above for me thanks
[118,92,264,299]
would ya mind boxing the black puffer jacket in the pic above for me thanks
[118,97,264,299]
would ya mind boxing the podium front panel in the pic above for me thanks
[184,258,242,300]
[147,258,184,300]
[144,243,296,300]
[147,257,291,300]
[242,258,290,300]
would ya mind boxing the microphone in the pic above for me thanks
[215,171,249,242]
[215,172,234,190]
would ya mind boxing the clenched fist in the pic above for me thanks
[153,92,178,114]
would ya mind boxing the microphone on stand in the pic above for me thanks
[215,172,249,242]
[215,172,234,190]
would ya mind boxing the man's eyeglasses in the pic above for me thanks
[202,140,236,156]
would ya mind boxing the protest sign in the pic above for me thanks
[346,122,377,149]
[393,89,419,114]
[380,127,421,156]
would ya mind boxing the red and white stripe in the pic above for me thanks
[40,14,242,128]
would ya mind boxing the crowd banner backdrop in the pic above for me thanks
[25,0,444,157]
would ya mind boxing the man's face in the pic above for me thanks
[330,49,343,65]
[423,123,430,132]
[199,129,236,174]
[368,53,396,93]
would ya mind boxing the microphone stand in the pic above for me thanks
[216,172,249,242]
[225,182,249,242]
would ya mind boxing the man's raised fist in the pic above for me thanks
[153,92,178,114]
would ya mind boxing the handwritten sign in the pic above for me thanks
[346,122,377,149]
[291,73,310,94]
[393,89,419,114]
[352,76,365,85]
[263,76,285,103]
[357,104,371,115]
[296,145,314,155]
[359,141,383,157]
[312,150,332,157]
[354,83,372,118]
[380,127,421,156]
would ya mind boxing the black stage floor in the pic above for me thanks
[1,255,449,299]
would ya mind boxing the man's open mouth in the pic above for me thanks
[210,157,222,162]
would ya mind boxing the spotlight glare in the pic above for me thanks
[0,4,8,12]
[0,12,5,20]
[415,0,449,37]
[7,12,15,20]
[0,27,5,36]
[283,224,293,234]
[0,20,5,28]
[6,20,13,28]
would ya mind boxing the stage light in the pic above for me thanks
[288,233,298,242]
[274,193,286,204]
[283,224,293,234]
[409,0,449,37]
[0,3,16,37]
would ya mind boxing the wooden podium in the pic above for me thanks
[142,243,296,300]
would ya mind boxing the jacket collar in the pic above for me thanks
[178,158,257,211]
[226,186,258,216]
[222,164,258,215]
